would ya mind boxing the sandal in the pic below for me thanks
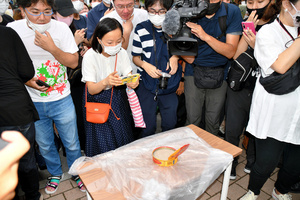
[45,174,64,194]
[73,176,86,192]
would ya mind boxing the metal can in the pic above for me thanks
[152,146,178,167]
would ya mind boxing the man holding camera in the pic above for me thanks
[183,0,242,135]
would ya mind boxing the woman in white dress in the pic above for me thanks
[240,0,300,199]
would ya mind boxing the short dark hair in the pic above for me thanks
[145,0,174,11]
[17,0,54,8]
[91,18,123,53]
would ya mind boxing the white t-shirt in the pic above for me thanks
[101,8,148,73]
[81,48,132,89]
[7,19,78,102]
[246,18,300,145]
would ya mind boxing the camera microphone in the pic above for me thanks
[162,9,181,36]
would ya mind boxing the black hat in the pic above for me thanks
[54,0,78,17]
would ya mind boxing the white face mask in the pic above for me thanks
[25,13,51,34]
[91,2,101,8]
[0,1,9,15]
[72,0,84,12]
[80,12,88,17]
[148,13,165,27]
[287,2,300,27]
[102,0,111,5]
[100,40,122,56]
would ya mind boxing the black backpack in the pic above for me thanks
[227,48,258,91]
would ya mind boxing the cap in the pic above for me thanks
[54,0,78,17]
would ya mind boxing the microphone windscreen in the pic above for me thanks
[162,9,181,36]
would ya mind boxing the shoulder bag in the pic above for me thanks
[259,18,300,95]
[85,55,120,124]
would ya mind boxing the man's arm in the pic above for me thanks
[34,31,78,69]
[186,21,239,59]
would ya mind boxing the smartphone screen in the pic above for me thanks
[0,138,9,151]
[242,22,256,35]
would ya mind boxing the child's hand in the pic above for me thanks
[167,55,179,75]
[142,62,161,78]
[105,71,122,86]
[127,77,139,89]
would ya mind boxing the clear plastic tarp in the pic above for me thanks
[69,127,233,200]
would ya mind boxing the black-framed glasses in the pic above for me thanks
[25,8,53,17]
[148,9,167,16]
[114,4,135,10]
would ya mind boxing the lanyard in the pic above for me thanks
[152,25,159,101]
[276,17,300,41]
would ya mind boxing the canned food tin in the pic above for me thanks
[152,146,178,167]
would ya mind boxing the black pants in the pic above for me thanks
[0,122,41,200]
[225,87,255,169]
[249,137,300,195]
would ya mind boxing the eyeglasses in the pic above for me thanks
[0,0,10,3]
[25,8,53,17]
[148,9,167,16]
[114,4,135,10]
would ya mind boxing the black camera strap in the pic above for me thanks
[152,25,159,101]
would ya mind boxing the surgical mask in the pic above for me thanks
[100,40,122,56]
[148,14,165,27]
[72,0,84,12]
[80,12,88,17]
[206,1,221,15]
[56,15,74,26]
[102,0,111,5]
[287,2,300,27]
[25,13,51,34]
[91,2,101,8]
[0,1,9,15]
[247,1,270,19]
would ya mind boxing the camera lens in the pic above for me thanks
[175,41,193,51]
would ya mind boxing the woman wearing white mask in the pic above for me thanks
[82,18,139,157]
[240,0,300,199]
[132,0,182,138]
[0,0,14,26]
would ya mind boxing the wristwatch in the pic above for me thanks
[180,77,185,82]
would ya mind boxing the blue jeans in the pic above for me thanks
[0,122,41,200]
[34,95,81,176]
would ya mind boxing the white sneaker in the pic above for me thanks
[240,190,258,200]
[244,167,251,174]
[272,188,292,200]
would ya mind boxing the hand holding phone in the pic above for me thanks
[36,80,50,88]
[242,21,256,35]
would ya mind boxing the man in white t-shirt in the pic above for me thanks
[101,0,148,73]
[7,0,83,195]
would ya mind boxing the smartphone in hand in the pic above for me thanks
[242,21,256,35]
[36,80,50,87]
[0,138,9,151]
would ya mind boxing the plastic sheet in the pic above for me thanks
[69,127,233,200]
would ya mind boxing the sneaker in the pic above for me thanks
[244,166,251,174]
[240,190,258,200]
[272,188,292,200]
[230,168,236,180]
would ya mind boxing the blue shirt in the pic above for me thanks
[73,15,87,30]
[86,3,109,39]
[132,20,182,95]
[185,3,242,76]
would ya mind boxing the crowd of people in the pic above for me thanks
[0,0,300,199]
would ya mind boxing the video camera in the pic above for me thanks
[162,0,208,56]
